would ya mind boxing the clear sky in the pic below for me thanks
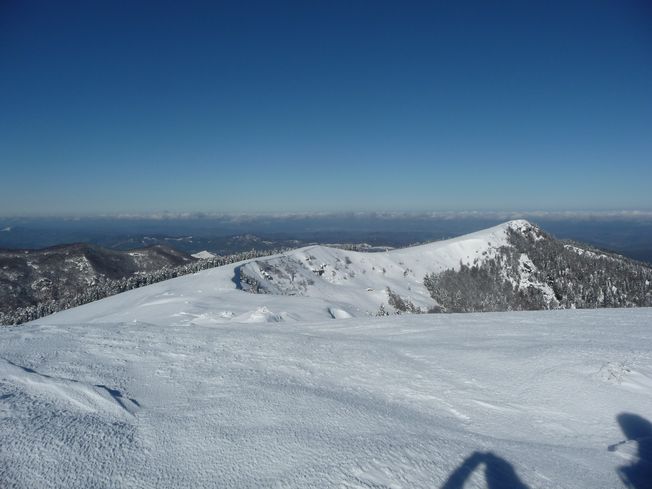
[1,0,651,216]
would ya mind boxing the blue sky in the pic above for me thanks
[1,0,651,216]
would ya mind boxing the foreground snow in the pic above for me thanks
[1,307,651,488]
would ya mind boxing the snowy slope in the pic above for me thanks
[235,219,652,314]
[1,308,651,488]
[236,219,547,315]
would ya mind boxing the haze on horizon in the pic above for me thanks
[1,1,651,216]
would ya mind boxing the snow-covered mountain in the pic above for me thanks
[237,219,651,316]
[1,220,651,488]
[236,220,530,313]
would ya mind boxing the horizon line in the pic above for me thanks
[2,209,652,221]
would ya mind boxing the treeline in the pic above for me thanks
[0,248,290,326]
[423,257,548,313]
[386,287,423,313]
[507,228,652,309]
[424,227,652,313]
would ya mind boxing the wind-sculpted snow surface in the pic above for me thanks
[1,308,652,488]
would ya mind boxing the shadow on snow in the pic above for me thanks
[611,413,652,489]
[440,413,652,489]
[440,451,529,489]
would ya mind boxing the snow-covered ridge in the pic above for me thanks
[236,220,546,315]
[37,220,530,325]
[564,243,611,260]
[41,219,651,327]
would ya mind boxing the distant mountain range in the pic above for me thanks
[0,243,195,317]
[2,216,651,263]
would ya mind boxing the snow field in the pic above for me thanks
[1,308,651,488]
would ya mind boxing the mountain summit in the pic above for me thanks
[236,219,651,315]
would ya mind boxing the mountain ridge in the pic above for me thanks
[33,220,652,328]
[236,219,652,315]
[0,242,196,319]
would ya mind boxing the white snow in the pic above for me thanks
[191,250,217,259]
[1,220,650,488]
[235,220,531,315]
[564,243,610,260]
[1,308,651,488]
[515,253,557,303]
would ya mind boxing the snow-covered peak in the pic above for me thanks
[229,221,550,318]
[504,218,532,230]
[482,219,537,236]
[502,219,546,241]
